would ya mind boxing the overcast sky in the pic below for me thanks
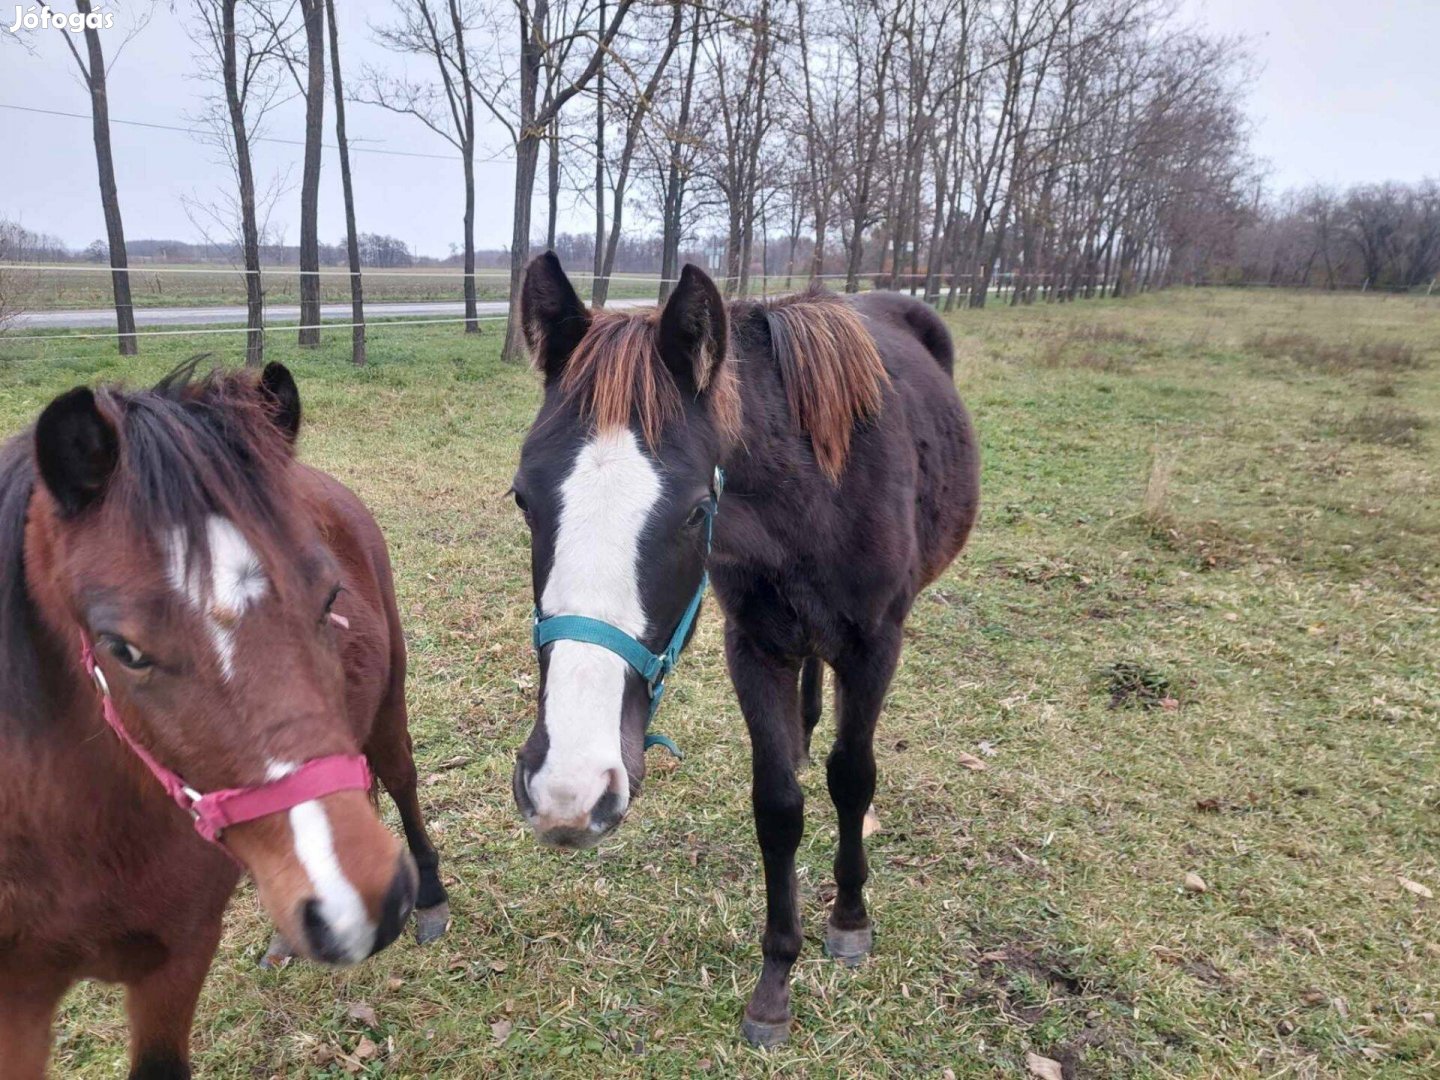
[1,0,1436,257]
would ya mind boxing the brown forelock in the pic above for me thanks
[558,308,742,449]
[96,362,305,599]
[763,290,891,482]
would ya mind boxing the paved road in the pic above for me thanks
[15,297,652,330]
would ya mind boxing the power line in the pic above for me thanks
[0,102,510,163]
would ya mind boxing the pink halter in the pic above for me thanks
[80,633,372,848]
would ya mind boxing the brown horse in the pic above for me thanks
[0,362,449,1079]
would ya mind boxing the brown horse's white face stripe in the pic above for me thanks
[265,759,377,961]
[164,516,269,680]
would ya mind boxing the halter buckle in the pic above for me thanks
[90,664,110,698]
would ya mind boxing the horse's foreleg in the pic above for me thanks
[124,935,217,1080]
[726,625,805,1048]
[0,978,66,1080]
[825,624,901,965]
[366,678,449,945]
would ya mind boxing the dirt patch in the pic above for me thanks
[1099,660,1175,710]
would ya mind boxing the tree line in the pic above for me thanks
[8,0,1430,367]
[1210,181,1440,292]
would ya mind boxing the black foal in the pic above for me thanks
[510,253,979,1045]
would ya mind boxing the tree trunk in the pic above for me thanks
[298,0,325,345]
[591,0,605,304]
[546,117,560,250]
[76,0,137,356]
[222,0,264,366]
[325,0,363,364]
[502,133,541,362]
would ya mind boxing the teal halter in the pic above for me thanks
[532,467,725,759]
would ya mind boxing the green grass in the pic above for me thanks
[1,265,832,311]
[2,288,1437,1077]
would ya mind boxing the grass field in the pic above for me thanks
[1,288,1437,1078]
[0,264,831,311]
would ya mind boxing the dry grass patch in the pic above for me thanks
[1246,332,1425,374]
[1311,404,1428,448]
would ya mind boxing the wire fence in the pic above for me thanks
[14,262,1395,363]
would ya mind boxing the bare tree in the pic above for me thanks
[61,0,150,355]
[363,0,482,331]
[297,0,325,343]
[191,0,297,366]
[473,0,635,360]
[326,0,364,363]
[591,0,684,306]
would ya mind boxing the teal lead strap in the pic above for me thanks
[532,467,725,759]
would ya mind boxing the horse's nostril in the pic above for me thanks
[369,854,417,958]
[590,790,624,834]
[301,899,345,964]
[512,760,537,818]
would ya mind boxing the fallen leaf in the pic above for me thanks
[1223,612,1240,622]
[1184,872,1208,894]
[1026,1052,1064,1080]
[491,1019,513,1046]
[1399,877,1433,900]
[489,959,509,973]
[957,752,988,771]
[1160,696,1180,711]
[386,976,405,992]
[863,807,881,838]
[942,1070,957,1080]
[353,1036,380,1061]
[346,1002,378,1027]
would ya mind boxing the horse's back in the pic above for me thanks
[852,292,979,588]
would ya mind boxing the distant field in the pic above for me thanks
[1,289,1436,1077]
[0,263,835,311]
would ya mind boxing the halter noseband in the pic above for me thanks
[80,632,372,852]
[531,466,725,759]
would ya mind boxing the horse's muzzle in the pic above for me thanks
[512,760,625,849]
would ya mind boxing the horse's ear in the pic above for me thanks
[258,361,302,443]
[659,263,727,397]
[34,387,119,516]
[521,252,591,384]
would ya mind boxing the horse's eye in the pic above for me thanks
[322,585,342,615]
[512,490,530,515]
[684,502,709,529]
[104,636,151,671]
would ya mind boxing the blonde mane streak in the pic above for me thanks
[764,293,890,482]
[558,308,742,449]
[559,310,677,447]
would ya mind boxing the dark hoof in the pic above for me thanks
[741,1014,791,1048]
[258,931,294,970]
[413,901,451,945]
[824,924,873,967]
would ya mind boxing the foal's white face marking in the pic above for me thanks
[529,429,661,825]
[266,760,376,963]
[164,515,268,680]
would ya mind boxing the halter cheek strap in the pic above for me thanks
[80,633,372,850]
[531,467,725,760]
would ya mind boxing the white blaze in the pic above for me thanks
[164,515,268,679]
[529,429,660,825]
[267,761,375,963]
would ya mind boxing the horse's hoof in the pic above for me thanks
[413,901,451,945]
[741,1014,791,1048]
[258,931,295,970]
[824,924,873,967]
